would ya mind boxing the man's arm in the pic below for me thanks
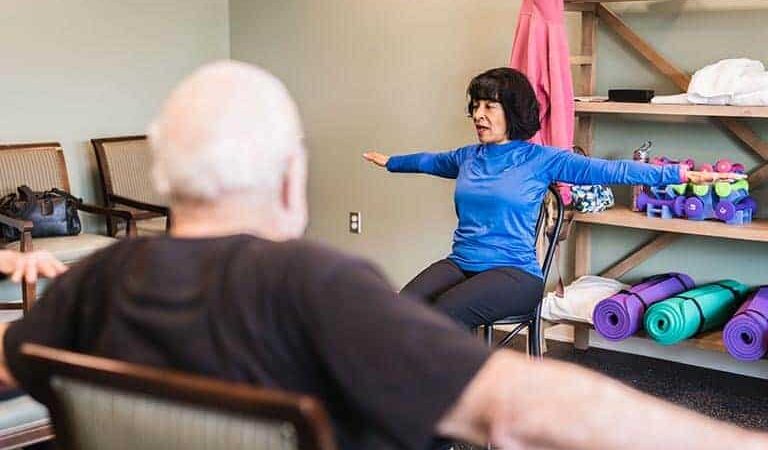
[0,250,67,388]
[438,351,767,450]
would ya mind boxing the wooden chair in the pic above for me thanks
[0,142,133,312]
[91,136,170,237]
[0,393,54,449]
[19,344,337,450]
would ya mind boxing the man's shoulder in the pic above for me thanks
[259,238,373,275]
[233,237,390,297]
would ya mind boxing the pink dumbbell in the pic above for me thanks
[715,159,733,173]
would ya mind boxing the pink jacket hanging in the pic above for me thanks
[510,0,574,150]
[510,0,575,204]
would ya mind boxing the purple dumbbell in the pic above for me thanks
[684,197,706,219]
[636,192,686,217]
[636,192,650,210]
[715,197,758,222]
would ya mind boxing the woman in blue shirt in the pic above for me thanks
[364,67,727,330]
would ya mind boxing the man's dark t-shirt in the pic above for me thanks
[4,235,490,449]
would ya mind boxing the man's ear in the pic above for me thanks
[281,151,308,213]
[281,153,295,209]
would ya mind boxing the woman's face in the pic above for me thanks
[471,99,509,144]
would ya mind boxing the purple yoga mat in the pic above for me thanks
[593,273,695,341]
[723,287,768,361]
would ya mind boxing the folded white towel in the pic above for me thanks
[541,275,628,324]
[651,93,691,104]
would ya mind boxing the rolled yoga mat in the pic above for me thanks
[593,273,695,341]
[723,287,768,361]
[644,280,749,346]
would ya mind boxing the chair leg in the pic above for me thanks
[106,215,116,237]
[484,325,493,347]
[20,231,36,314]
[22,280,36,314]
[528,321,542,359]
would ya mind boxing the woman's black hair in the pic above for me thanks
[467,67,540,141]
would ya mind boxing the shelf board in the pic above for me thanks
[551,320,728,353]
[575,101,768,118]
[574,206,768,243]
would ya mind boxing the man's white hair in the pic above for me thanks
[148,60,304,201]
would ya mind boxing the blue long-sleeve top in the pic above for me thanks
[386,140,683,279]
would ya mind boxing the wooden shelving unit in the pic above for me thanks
[574,207,768,243]
[575,101,768,118]
[558,0,768,358]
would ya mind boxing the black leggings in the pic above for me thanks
[401,259,544,330]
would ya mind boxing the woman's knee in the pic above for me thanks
[435,301,490,330]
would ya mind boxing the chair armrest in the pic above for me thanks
[110,195,169,216]
[0,212,33,233]
[77,202,134,221]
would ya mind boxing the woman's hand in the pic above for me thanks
[363,151,389,168]
[0,250,68,283]
[685,170,747,184]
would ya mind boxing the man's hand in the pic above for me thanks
[0,250,68,283]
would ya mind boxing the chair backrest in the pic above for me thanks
[0,143,70,197]
[92,136,162,205]
[535,185,566,282]
[19,344,337,450]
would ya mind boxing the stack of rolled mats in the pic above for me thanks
[644,280,749,345]
[723,287,768,361]
[593,273,695,341]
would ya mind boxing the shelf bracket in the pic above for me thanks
[596,4,768,189]
[599,232,680,280]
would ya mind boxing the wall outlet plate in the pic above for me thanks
[349,211,361,234]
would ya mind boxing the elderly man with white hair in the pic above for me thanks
[1,61,766,450]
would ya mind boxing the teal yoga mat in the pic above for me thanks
[644,280,749,345]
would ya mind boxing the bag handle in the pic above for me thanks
[50,188,82,205]
[16,186,38,217]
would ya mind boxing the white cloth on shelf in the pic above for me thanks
[651,93,691,104]
[686,58,768,106]
[541,275,628,324]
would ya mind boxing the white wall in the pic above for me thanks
[1,0,230,220]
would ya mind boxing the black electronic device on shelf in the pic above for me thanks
[608,89,655,103]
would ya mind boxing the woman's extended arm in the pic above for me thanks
[363,147,472,179]
[544,148,742,186]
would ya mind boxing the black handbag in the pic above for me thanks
[0,185,82,242]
